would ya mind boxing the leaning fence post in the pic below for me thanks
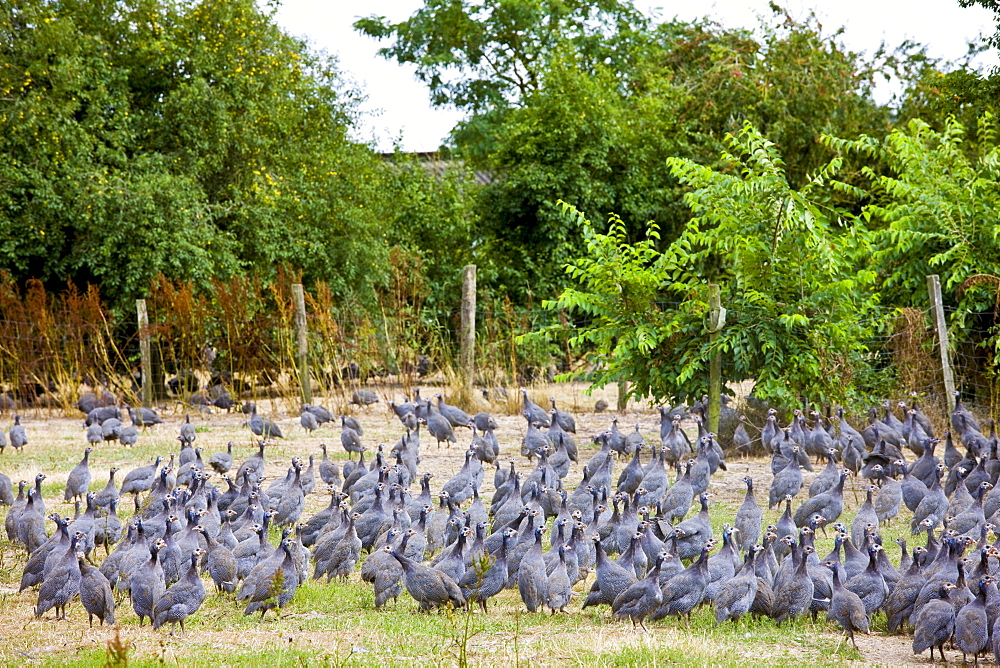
[706,284,726,434]
[291,284,311,405]
[460,265,477,388]
[927,274,957,414]
[136,299,152,407]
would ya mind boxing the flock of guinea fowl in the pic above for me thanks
[1,385,998,664]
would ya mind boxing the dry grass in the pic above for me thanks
[0,382,939,666]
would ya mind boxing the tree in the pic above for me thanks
[354,0,648,112]
[0,0,389,311]
[455,9,896,301]
[825,114,1000,326]
[542,123,879,406]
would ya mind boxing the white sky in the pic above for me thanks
[274,0,999,152]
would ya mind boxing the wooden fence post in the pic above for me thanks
[927,274,957,414]
[706,284,725,434]
[136,299,152,407]
[460,265,477,388]
[291,284,311,405]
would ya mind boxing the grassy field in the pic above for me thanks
[0,383,926,666]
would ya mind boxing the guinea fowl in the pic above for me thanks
[520,418,548,460]
[79,551,116,627]
[673,493,713,561]
[659,460,694,525]
[548,398,576,433]
[9,414,26,451]
[65,447,93,503]
[236,522,270,581]
[520,388,550,428]
[545,545,573,613]
[120,457,162,499]
[434,525,471,584]
[606,418,628,455]
[154,549,207,632]
[732,415,752,458]
[35,532,84,619]
[772,544,816,625]
[617,443,655,494]
[733,476,763,553]
[84,422,103,446]
[612,553,665,629]
[886,547,926,633]
[806,411,834,462]
[851,486,880,547]
[873,463,904,526]
[435,394,471,429]
[909,437,940,486]
[911,465,949,535]
[661,417,693,467]
[912,582,958,662]
[951,481,992,538]
[768,453,803,509]
[124,404,162,429]
[824,561,869,649]
[955,578,991,665]
[0,470,12,507]
[273,464,306,528]
[714,546,762,625]
[313,511,361,582]
[93,467,120,511]
[303,403,335,426]
[195,526,238,593]
[517,526,549,612]
[901,462,931,514]
[845,545,889,617]
[19,483,48,554]
[300,409,319,435]
[368,530,411,609]
[208,442,234,476]
[4,479,26,539]
[340,415,365,458]
[638,447,669,506]
[583,536,637,609]
[239,539,299,618]
[178,414,196,448]
[131,539,167,626]
[389,546,465,612]
[794,470,847,529]
[421,407,457,449]
[649,544,711,623]
[688,438,716,493]
[943,430,964,470]
[472,410,498,432]
[248,406,283,439]
[703,526,740,603]
[809,449,840,498]
[460,528,512,612]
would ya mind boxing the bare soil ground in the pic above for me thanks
[0,382,944,666]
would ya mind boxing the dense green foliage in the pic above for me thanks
[544,125,880,406]
[0,0,412,312]
[362,6,903,296]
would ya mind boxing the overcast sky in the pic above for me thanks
[274,1,999,152]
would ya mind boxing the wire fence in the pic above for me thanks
[0,272,994,418]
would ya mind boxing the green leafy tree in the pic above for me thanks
[354,0,647,112]
[825,114,1000,325]
[543,123,879,406]
[0,0,388,311]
